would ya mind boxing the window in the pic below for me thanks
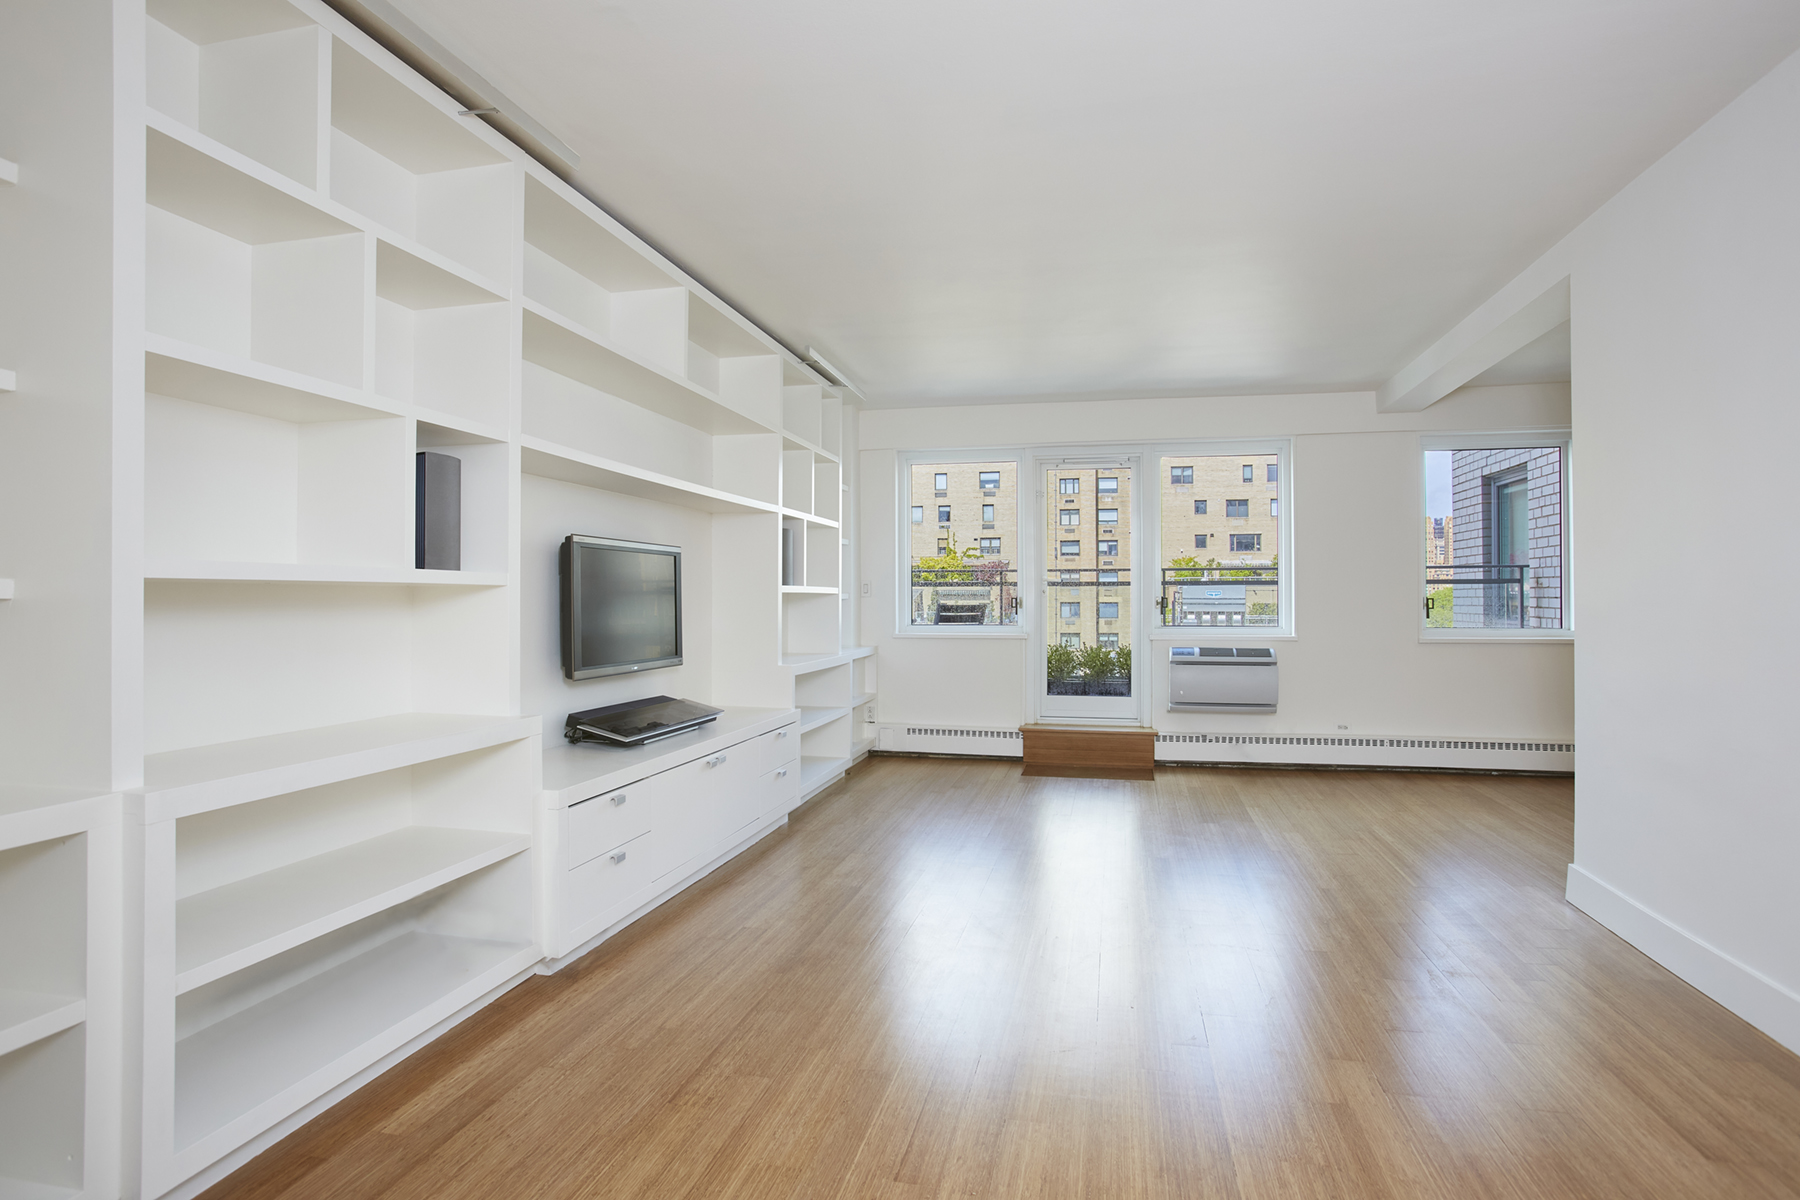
[1161,452,1283,630]
[1060,540,1080,557]
[1424,444,1565,631]
[1098,540,1118,556]
[1098,477,1119,494]
[1098,508,1118,524]
[909,460,1017,628]
[1098,570,1118,582]
[1060,633,1082,647]
[1060,602,1081,620]
[1059,477,1079,494]
[1059,510,1080,526]
[1099,633,1119,649]
[1060,570,1081,581]
[1098,602,1119,620]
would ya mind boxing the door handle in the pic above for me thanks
[610,850,627,864]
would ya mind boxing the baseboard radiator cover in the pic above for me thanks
[871,725,1571,772]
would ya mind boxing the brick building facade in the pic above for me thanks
[1449,448,1562,628]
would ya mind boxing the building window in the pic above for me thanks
[909,460,1018,629]
[1060,540,1080,556]
[1060,570,1081,581]
[1059,477,1079,494]
[1099,633,1119,649]
[1098,477,1119,494]
[1171,466,1193,485]
[1059,510,1080,526]
[1098,508,1118,524]
[1270,499,1279,517]
[1098,602,1119,620]
[1098,540,1118,556]
[1424,445,1564,631]
[1060,633,1082,647]
[1162,452,1284,630]
[1098,570,1118,582]
[1060,602,1081,620]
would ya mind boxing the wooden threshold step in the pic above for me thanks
[1018,724,1156,781]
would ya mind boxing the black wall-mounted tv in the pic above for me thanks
[560,535,682,681]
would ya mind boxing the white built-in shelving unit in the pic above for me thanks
[0,0,872,1196]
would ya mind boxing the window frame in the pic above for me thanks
[897,450,1028,639]
[1148,438,1294,641]
[1417,430,1572,643]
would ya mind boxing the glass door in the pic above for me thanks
[1039,459,1139,721]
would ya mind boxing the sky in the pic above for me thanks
[1424,451,1453,519]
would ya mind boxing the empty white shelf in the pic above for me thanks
[147,120,352,245]
[521,301,767,436]
[144,561,507,587]
[375,238,504,309]
[781,647,875,674]
[800,755,850,794]
[797,707,849,734]
[176,827,530,994]
[781,586,838,596]
[780,430,839,463]
[145,335,399,423]
[850,692,876,708]
[174,929,530,1150]
[520,437,777,515]
[140,713,537,820]
[779,507,840,529]
[0,991,85,1058]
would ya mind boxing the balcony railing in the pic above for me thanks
[1158,568,1278,626]
[1425,563,1530,628]
[910,566,1019,625]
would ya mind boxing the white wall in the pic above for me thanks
[1552,48,1800,1050]
[859,384,1574,744]
[519,474,716,743]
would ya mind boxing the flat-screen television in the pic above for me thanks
[560,535,682,680]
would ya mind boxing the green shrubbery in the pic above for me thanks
[1046,641,1130,680]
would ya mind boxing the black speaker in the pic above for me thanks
[415,451,461,570]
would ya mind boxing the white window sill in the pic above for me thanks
[894,628,1028,639]
[1148,628,1296,641]
[1418,631,1573,644]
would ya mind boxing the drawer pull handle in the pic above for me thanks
[610,850,627,864]
[776,768,787,778]
[610,793,627,806]
[706,754,727,767]
[775,730,788,739]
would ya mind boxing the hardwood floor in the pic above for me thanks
[203,758,1800,1200]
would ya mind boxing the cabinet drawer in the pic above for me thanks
[759,761,798,824]
[756,724,799,773]
[566,829,659,917]
[567,782,655,870]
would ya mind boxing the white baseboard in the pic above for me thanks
[1566,863,1800,1056]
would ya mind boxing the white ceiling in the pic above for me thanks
[394,0,1800,406]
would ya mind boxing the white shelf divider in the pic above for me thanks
[145,335,401,422]
[781,430,840,464]
[140,714,538,820]
[144,561,507,587]
[176,827,530,994]
[799,755,851,796]
[797,707,850,734]
[779,507,840,529]
[520,436,778,515]
[172,930,533,1161]
[0,992,85,1059]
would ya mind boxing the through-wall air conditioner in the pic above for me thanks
[1168,647,1278,713]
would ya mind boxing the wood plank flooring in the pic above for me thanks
[202,758,1800,1200]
